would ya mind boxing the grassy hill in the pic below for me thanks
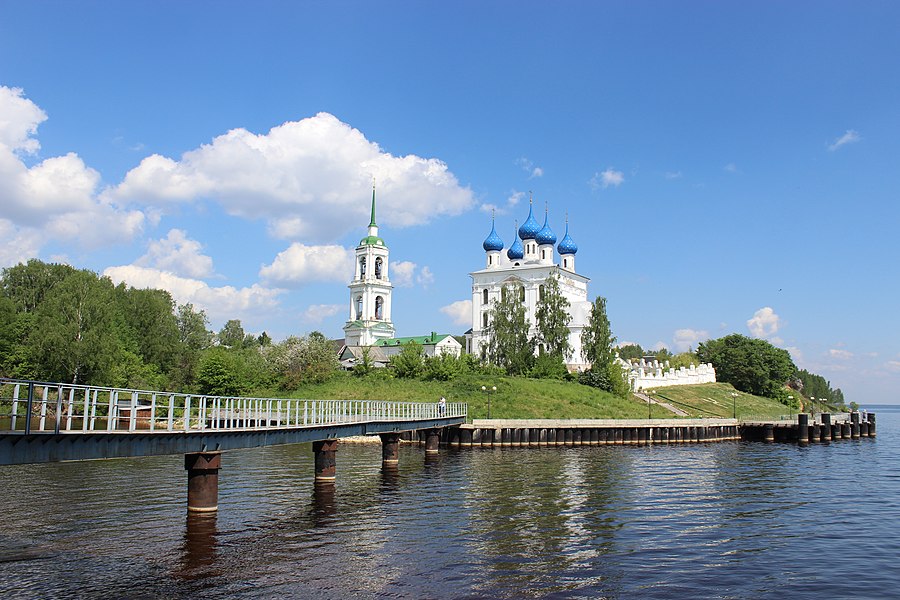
[272,373,792,420]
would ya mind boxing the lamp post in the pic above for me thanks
[491,386,496,419]
[810,396,816,419]
[787,395,794,421]
[731,392,738,419]
[648,390,654,419]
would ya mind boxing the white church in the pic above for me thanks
[466,199,593,371]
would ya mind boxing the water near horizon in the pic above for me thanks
[1,408,899,599]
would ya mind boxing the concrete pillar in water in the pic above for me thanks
[379,433,399,469]
[312,439,339,483]
[185,451,221,513]
[798,413,809,446]
[860,420,869,438]
[425,429,441,454]
[810,423,820,443]
[832,422,841,440]
[851,412,860,439]
[764,424,775,443]
[868,413,876,437]
[842,421,852,440]
[460,427,473,447]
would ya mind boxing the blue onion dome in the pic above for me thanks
[557,222,578,255]
[518,201,541,240]
[535,211,557,245]
[482,220,504,252]
[507,222,525,259]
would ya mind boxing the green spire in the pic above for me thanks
[369,182,377,227]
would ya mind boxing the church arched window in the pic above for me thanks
[539,284,545,300]
[519,286,525,302]
[359,257,366,278]
[482,289,488,305]
[375,296,384,320]
[355,295,363,320]
[375,257,383,279]
[482,312,488,328]
[501,287,507,302]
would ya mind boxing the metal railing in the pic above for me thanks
[0,379,466,435]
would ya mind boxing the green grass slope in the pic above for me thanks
[274,374,793,420]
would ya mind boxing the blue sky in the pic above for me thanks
[1,1,898,402]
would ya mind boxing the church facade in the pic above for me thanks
[467,200,593,371]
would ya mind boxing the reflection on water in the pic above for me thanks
[0,412,899,598]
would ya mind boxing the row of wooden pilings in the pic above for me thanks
[183,430,444,513]
[412,419,742,448]
[742,412,876,444]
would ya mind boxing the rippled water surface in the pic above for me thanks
[2,408,899,599]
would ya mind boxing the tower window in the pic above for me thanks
[359,257,366,278]
[539,284,545,300]
[375,296,384,320]
[355,296,363,320]
[482,312,488,327]
[519,287,525,302]
[375,257,383,279]
[482,289,488,305]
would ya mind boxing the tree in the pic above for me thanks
[581,296,616,366]
[616,343,644,361]
[218,319,245,348]
[486,283,534,375]
[1,259,77,313]
[196,347,244,396]
[533,273,572,358]
[579,296,628,396]
[170,303,212,390]
[697,334,796,398]
[26,270,125,384]
[115,286,179,373]
[265,332,339,387]
[391,341,425,378]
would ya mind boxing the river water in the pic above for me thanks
[1,408,898,599]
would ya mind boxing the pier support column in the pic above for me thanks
[851,412,860,439]
[868,413,876,437]
[798,414,809,446]
[425,429,441,454]
[379,433,401,468]
[185,451,222,513]
[763,424,775,443]
[313,439,339,483]
[821,414,832,442]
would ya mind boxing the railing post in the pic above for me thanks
[23,382,34,434]
[107,390,116,431]
[184,396,192,431]
[89,390,98,431]
[129,391,138,432]
[11,383,20,431]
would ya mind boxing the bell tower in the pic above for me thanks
[343,185,395,346]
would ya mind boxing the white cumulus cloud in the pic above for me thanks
[590,168,624,190]
[108,112,474,242]
[259,243,354,287]
[829,348,854,360]
[673,329,709,352]
[828,129,861,151]
[440,299,472,327]
[0,86,145,263]
[302,303,343,324]
[136,229,213,278]
[747,307,781,339]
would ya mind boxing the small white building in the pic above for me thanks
[467,199,593,371]
[375,333,462,358]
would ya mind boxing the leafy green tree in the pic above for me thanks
[257,331,272,347]
[697,334,796,398]
[391,341,425,378]
[196,347,243,396]
[265,332,339,388]
[533,274,571,358]
[580,296,628,396]
[616,343,644,361]
[531,350,568,379]
[218,319,245,348]
[581,296,616,366]
[0,296,18,376]
[1,259,77,313]
[354,346,374,377]
[27,270,125,384]
[423,352,463,381]
[486,283,534,375]
[170,303,212,391]
[115,286,179,373]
